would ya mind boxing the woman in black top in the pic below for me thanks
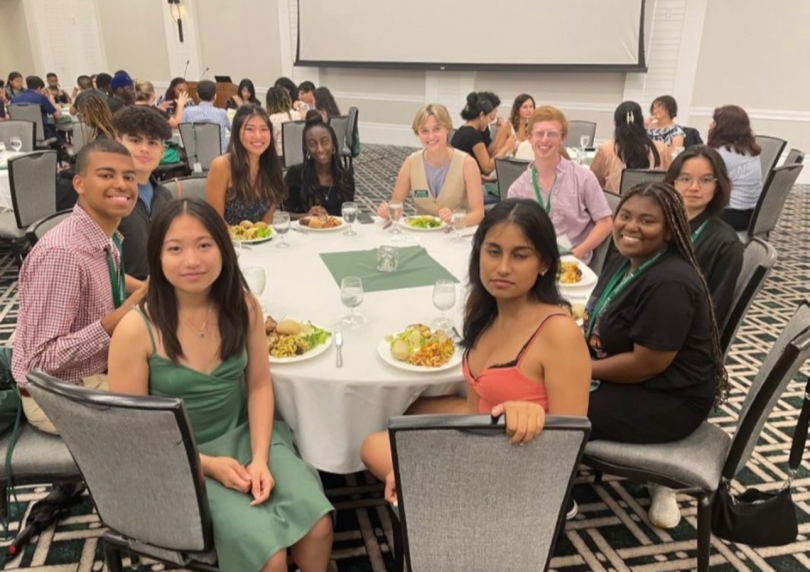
[665,145,743,327]
[451,92,513,177]
[283,115,355,218]
[226,79,260,109]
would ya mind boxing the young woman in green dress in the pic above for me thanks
[108,198,334,572]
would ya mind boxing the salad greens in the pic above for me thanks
[407,216,442,229]
[302,323,331,348]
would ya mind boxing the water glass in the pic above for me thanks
[451,208,467,241]
[9,137,22,153]
[243,267,267,312]
[432,279,456,332]
[388,201,404,234]
[580,135,590,150]
[376,244,398,272]
[232,239,242,258]
[272,211,291,248]
[340,276,365,327]
[342,201,358,236]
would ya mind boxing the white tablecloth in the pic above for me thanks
[238,220,597,473]
[0,171,10,210]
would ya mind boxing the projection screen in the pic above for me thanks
[297,0,646,72]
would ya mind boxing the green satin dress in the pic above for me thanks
[137,311,333,572]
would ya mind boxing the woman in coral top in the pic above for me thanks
[360,198,591,506]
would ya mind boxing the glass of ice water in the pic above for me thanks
[272,211,291,248]
[580,135,590,150]
[388,201,404,234]
[342,201,358,236]
[243,267,267,312]
[340,276,365,327]
[451,208,467,241]
[432,279,456,332]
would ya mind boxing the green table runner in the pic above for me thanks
[320,246,459,293]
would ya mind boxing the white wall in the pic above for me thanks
[0,0,36,79]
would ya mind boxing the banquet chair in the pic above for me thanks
[0,120,35,152]
[70,122,93,156]
[26,209,72,245]
[179,123,222,173]
[330,115,350,160]
[582,300,810,572]
[589,191,621,275]
[754,135,787,184]
[720,238,776,358]
[784,148,804,165]
[168,177,208,201]
[341,106,359,168]
[495,157,530,200]
[567,121,597,147]
[8,104,58,149]
[619,168,667,195]
[26,370,221,572]
[389,414,590,572]
[0,151,58,265]
[282,120,306,168]
[739,163,803,243]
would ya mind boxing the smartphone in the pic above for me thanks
[357,212,374,224]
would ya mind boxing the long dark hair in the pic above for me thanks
[295,115,353,208]
[614,101,660,168]
[707,105,761,157]
[228,105,285,207]
[509,94,535,133]
[163,77,187,102]
[463,199,569,350]
[143,198,249,362]
[616,183,728,404]
[237,79,259,105]
[314,87,340,118]
[460,91,494,121]
[664,145,731,217]
[274,76,299,103]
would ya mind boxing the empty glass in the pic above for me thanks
[272,211,291,248]
[342,201,358,236]
[243,267,267,311]
[580,135,590,150]
[9,137,22,153]
[451,208,467,241]
[376,245,398,272]
[232,239,242,258]
[340,276,365,327]
[388,201,404,234]
[432,279,456,332]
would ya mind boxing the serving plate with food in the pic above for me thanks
[298,216,345,232]
[398,215,447,232]
[378,324,462,373]
[229,220,274,244]
[557,256,597,288]
[265,317,332,364]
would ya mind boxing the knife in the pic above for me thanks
[382,220,393,230]
[334,329,344,367]
[292,226,309,234]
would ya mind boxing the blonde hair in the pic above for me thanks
[134,79,155,103]
[412,104,453,134]
[529,105,569,139]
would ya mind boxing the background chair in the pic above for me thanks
[754,135,787,183]
[330,115,350,162]
[341,106,359,168]
[619,168,667,195]
[567,121,597,147]
[495,157,530,200]
[167,177,208,201]
[741,163,803,242]
[389,414,590,572]
[26,209,72,245]
[447,128,457,147]
[0,120,35,153]
[8,104,58,149]
[589,191,621,275]
[582,300,810,572]
[26,370,218,571]
[179,123,222,174]
[282,120,306,168]
[70,122,94,157]
[784,148,804,165]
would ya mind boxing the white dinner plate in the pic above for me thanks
[269,332,333,364]
[557,256,597,288]
[298,216,346,232]
[234,233,275,245]
[377,338,462,373]
[398,216,447,232]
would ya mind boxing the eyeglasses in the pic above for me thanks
[531,131,562,141]
[674,175,717,188]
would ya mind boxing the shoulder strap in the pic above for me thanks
[516,313,569,366]
[788,378,810,472]
[134,308,157,355]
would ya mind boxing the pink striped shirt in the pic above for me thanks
[12,205,122,386]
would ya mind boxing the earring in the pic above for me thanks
[305,152,311,160]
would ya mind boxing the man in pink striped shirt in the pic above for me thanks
[12,139,148,434]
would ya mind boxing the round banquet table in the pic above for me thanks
[237,219,597,473]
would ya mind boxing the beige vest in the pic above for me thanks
[409,149,467,215]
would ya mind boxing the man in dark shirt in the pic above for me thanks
[46,73,71,105]
[70,75,107,115]
[10,75,64,141]
[107,72,135,114]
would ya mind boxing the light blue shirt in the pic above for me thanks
[181,101,231,153]
[717,146,763,210]
[137,182,154,214]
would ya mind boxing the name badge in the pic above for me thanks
[414,189,430,198]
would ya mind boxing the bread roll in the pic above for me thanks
[309,217,324,229]
[254,221,268,229]
[276,319,302,335]
[239,220,253,229]
[391,339,409,361]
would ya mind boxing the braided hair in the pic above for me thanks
[618,182,729,405]
[77,93,117,141]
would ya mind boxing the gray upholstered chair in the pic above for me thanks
[0,151,58,264]
[179,123,222,172]
[567,120,597,148]
[8,103,57,148]
[0,120,35,153]
[494,157,530,200]
[618,168,667,195]
[167,177,208,201]
[720,238,777,357]
[70,122,94,156]
[583,300,810,572]
[588,191,621,275]
[282,120,306,168]
[740,163,803,242]
[389,414,590,572]
[26,209,72,245]
[26,370,219,571]
[754,135,787,183]
[329,115,350,159]
[341,106,359,168]
[784,148,804,165]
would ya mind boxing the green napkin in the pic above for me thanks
[320,246,459,293]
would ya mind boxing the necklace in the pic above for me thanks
[187,303,212,338]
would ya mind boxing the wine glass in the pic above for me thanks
[232,239,242,258]
[451,208,467,241]
[580,135,590,151]
[272,211,291,248]
[9,137,22,153]
[432,279,456,332]
[342,201,358,236]
[243,267,267,312]
[388,201,404,235]
[340,276,365,327]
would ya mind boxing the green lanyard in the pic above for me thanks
[531,165,552,213]
[691,219,709,243]
[585,250,666,340]
[106,235,126,309]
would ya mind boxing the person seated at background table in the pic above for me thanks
[265,86,301,159]
[585,182,727,529]
[10,75,64,142]
[298,80,316,111]
[95,72,112,98]
[377,103,484,225]
[706,105,763,231]
[0,81,7,120]
[361,198,591,507]
[5,72,24,100]
[590,101,669,193]
[133,79,186,129]
[283,114,354,218]
[115,105,174,282]
[507,106,612,263]
[106,72,136,114]
[206,105,285,225]
[70,74,107,115]
[108,198,334,572]
[645,95,685,150]
[11,139,148,434]
[665,145,743,326]
[46,72,71,105]
[226,78,260,110]
[313,86,341,123]
[451,92,515,179]
[274,76,307,113]
[183,80,231,154]
[495,93,535,157]
[157,77,193,117]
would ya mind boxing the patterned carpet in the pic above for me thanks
[1,144,809,571]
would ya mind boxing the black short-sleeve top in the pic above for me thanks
[451,126,486,171]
